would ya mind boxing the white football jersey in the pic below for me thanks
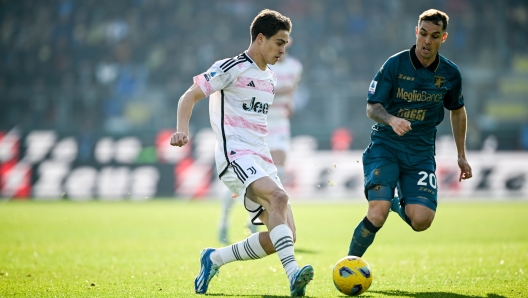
[193,51,277,177]
[267,55,302,121]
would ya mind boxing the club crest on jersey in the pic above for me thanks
[243,97,269,114]
[434,76,445,88]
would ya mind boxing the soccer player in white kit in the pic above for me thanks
[170,9,314,297]
[217,39,302,245]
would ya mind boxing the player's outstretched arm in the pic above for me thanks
[450,106,472,181]
[367,102,411,136]
[170,84,206,147]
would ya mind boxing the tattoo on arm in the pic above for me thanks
[367,103,393,125]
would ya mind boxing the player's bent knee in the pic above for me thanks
[270,189,289,207]
[406,204,435,231]
[409,215,433,231]
[411,218,432,231]
[367,200,391,227]
[367,212,387,228]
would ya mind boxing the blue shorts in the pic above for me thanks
[362,142,438,211]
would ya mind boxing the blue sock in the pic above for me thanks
[348,216,381,257]
[391,197,414,228]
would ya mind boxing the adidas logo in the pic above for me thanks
[230,151,236,155]
[247,81,255,87]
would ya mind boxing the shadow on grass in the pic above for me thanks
[367,290,508,298]
[294,247,318,254]
[205,295,290,298]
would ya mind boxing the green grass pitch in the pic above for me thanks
[1,199,527,297]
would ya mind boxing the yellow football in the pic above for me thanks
[332,256,373,296]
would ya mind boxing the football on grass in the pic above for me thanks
[332,256,373,296]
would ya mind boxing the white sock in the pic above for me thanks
[269,224,299,281]
[210,232,268,266]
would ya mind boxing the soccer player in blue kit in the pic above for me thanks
[348,9,473,257]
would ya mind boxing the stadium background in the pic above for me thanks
[1,0,527,200]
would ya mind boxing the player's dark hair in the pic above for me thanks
[418,9,449,31]
[250,9,292,42]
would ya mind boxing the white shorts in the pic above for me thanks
[267,118,291,152]
[220,154,284,225]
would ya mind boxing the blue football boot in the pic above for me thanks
[194,248,220,294]
[290,264,314,297]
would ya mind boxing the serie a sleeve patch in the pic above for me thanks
[368,80,378,95]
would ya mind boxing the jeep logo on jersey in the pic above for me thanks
[242,97,269,114]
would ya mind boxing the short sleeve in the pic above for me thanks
[367,57,395,105]
[443,72,464,110]
[193,59,239,97]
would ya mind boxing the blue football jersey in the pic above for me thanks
[367,45,464,155]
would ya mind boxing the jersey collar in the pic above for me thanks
[409,45,440,72]
[242,51,254,64]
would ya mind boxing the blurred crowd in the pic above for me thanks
[1,0,527,149]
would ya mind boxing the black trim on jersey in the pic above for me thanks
[409,45,440,72]
[242,52,254,64]
[220,53,244,68]
[367,100,382,105]
[220,53,248,72]
[220,57,235,69]
[444,88,465,111]
[446,103,464,111]
[218,90,230,179]
[222,59,246,72]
